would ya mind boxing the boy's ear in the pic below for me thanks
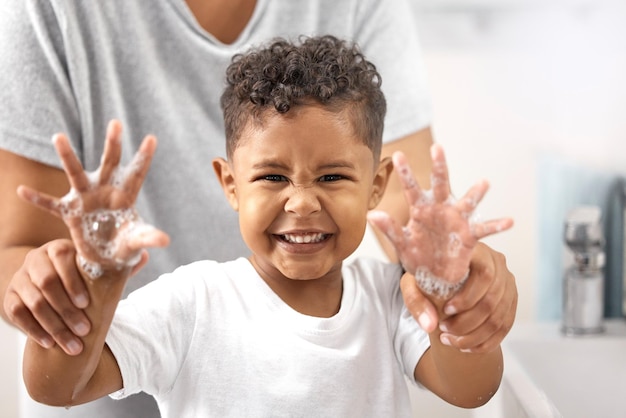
[212,157,239,211]
[368,156,394,209]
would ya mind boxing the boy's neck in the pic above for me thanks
[280,282,343,319]
[254,266,344,318]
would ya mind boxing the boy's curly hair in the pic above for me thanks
[220,35,386,158]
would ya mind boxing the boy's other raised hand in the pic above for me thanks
[368,144,513,292]
[17,120,170,280]
[368,144,514,351]
[5,120,169,356]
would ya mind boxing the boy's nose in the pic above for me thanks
[284,185,321,216]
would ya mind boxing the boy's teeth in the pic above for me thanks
[283,233,325,243]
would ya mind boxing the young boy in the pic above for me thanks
[19,35,513,417]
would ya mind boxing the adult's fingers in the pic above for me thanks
[17,274,85,356]
[439,244,517,352]
[5,242,90,356]
[3,286,54,350]
[440,292,516,353]
[400,272,438,333]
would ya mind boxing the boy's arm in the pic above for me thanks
[22,253,128,405]
[414,329,503,408]
[408,272,503,408]
[368,143,513,407]
[19,120,169,406]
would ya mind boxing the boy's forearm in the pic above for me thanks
[22,269,129,406]
[422,296,503,408]
[428,330,502,407]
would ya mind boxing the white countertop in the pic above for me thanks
[502,319,626,418]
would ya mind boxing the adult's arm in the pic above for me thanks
[0,149,91,355]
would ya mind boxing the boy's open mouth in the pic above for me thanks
[278,232,330,244]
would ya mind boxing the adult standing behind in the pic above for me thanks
[0,1,517,417]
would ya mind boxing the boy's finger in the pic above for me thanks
[125,224,170,252]
[16,186,63,218]
[472,218,514,239]
[53,134,91,193]
[430,144,451,204]
[392,151,425,206]
[457,180,489,217]
[129,251,150,277]
[98,120,123,186]
[123,135,157,198]
[367,210,405,254]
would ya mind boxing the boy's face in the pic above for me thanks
[213,105,391,285]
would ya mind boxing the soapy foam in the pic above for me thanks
[447,232,462,258]
[81,208,138,259]
[70,207,143,279]
[77,255,104,280]
[57,190,84,219]
[55,153,149,279]
[414,266,469,299]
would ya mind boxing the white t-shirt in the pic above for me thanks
[106,257,430,417]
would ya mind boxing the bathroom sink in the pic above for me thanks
[501,319,626,418]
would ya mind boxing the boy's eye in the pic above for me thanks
[261,174,286,182]
[319,174,344,182]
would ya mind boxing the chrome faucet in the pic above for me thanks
[562,206,605,335]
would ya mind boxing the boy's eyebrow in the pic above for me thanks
[318,161,357,170]
[251,161,288,170]
[251,160,357,171]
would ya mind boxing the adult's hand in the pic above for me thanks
[401,242,517,353]
[3,239,90,355]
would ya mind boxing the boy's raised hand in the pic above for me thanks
[369,144,512,290]
[17,120,169,280]
[368,144,514,350]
